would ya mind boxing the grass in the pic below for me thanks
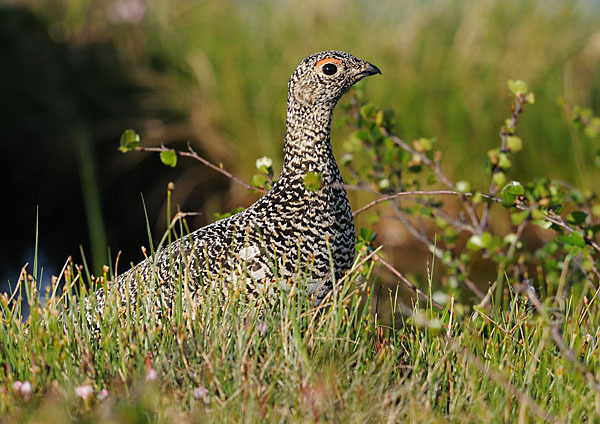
[1,238,599,423]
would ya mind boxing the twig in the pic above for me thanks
[351,189,479,218]
[373,254,443,310]
[427,202,477,234]
[382,130,454,189]
[137,143,267,194]
[506,220,528,260]
[546,211,600,253]
[382,128,484,232]
[337,245,384,286]
[481,95,526,230]
[389,202,485,300]
[346,183,600,255]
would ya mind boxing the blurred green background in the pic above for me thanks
[2,0,600,290]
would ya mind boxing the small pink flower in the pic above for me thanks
[194,386,209,403]
[75,385,94,400]
[145,368,158,382]
[12,381,22,392]
[107,0,146,24]
[257,322,267,336]
[98,389,109,401]
[20,381,32,398]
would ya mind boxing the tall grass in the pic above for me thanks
[1,236,600,421]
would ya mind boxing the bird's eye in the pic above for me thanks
[322,63,338,76]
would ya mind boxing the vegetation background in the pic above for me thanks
[3,0,600,293]
[3,1,600,422]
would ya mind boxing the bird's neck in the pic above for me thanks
[281,99,341,184]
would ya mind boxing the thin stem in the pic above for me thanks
[383,130,454,189]
[351,189,480,218]
[481,95,526,230]
[137,143,267,194]
[546,211,600,253]
[520,283,600,393]
[374,254,443,310]
[346,183,600,255]
[389,203,485,300]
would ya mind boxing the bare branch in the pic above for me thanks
[382,130,455,189]
[389,203,485,300]
[546,211,600,253]
[351,189,478,218]
[346,182,600,255]
[137,143,267,194]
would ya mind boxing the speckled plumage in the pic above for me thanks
[93,51,380,317]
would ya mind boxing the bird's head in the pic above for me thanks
[288,50,381,108]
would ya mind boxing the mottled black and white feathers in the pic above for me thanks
[95,51,380,316]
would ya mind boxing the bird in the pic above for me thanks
[90,51,381,320]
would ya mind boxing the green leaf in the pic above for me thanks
[508,79,528,96]
[557,231,586,248]
[511,210,529,226]
[343,132,362,152]
[471,192,483,205]
[504,233,518,245]
[341,153,354,166]
[567,211,587,226]
[455,180,471,193]
[213,206,245,221]
[584,117,600,138]
[251,174,267,188]
[533,219,552,230]
[360,104,377,119]
[525,92,535,104]
[467,235,484,251]
[498,153,512,170]
[487,149,499,165]
[506,136,522,152]
[359,227,377,243]
[500,181,524,206]
[531,209,546,220]
[443,226,458,244]
[119,129,140,152]
[434,216,448,228]
[378,178,390,190]
[304,172,322,192]
[479,232,500,249]
[413,138,433,152]
[375,109,385,127]
[492,172,507,187]
[159,150,177,167]
[582,259,594,272]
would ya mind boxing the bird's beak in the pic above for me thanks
[356,62,382,79]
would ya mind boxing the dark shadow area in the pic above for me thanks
[0,5,226,293]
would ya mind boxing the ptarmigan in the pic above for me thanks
[94,51,380,318]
